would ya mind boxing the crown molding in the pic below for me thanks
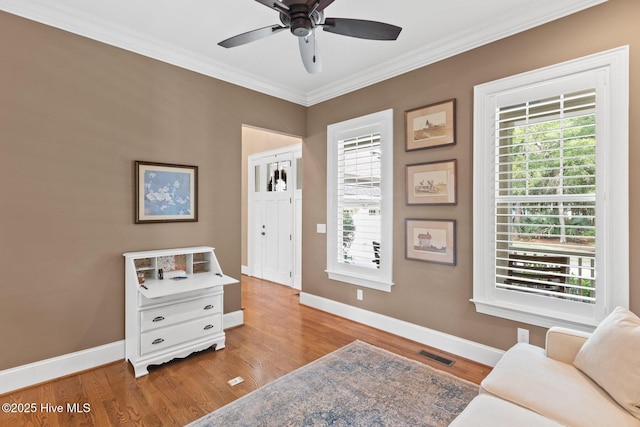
[0,0,606,107]
[305,0,608,105]
[0,0,309,105]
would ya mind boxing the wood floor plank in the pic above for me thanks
[0,276,491,426]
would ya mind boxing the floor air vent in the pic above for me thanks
[418,350,455,366]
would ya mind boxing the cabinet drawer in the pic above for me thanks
[140,295,222,332]
[140,315,222,356]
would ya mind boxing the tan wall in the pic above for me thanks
[303,0,640,351]
[241,126,302,267]
[0,11,306,370]
[1,0,637,373]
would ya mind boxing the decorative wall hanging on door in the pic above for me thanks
[267,160,290,192]
[135,161,198,223]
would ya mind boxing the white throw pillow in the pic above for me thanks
[574,307,640,419]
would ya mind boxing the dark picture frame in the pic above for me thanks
[405,219,456,265]
[135,161,198,224]
[406,159,457,205]
[405,99,456,151]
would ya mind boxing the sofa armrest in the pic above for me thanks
[545,327,591,365]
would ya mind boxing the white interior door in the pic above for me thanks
[249,149,299,287]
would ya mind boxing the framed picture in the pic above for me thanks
[135,161,198,224]
[406,159,456,205]
[405,219,456,265]
[405,99,456,151]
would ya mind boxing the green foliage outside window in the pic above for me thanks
[342,210,355,262]
[505,113,596,246]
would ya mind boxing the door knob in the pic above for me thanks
[261,232,266,236]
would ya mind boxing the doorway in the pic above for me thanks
[244,127,302,289]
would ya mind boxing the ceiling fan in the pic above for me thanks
[218,0,402,74]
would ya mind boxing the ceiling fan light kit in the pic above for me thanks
[218,0,402,74]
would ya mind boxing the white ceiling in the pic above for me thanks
[1,0,606,106]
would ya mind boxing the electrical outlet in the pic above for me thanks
[517,328,529,344]
[357,289,363,301]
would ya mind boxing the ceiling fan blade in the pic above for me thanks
[254,0,290,14]
[218,25,288,48]
[322,18,402,40]
[298,32,321,74]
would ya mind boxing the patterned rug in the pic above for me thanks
[187,340,478,426]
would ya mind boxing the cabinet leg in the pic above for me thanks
[133,364,149,378]
[214,337,226,351]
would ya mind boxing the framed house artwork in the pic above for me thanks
[405,99,456,151]
[135,161,198,224]
[405,219,456,265]
[406,159,457,205]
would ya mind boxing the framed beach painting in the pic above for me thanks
[406,159,457,205]
[405,99,456,151]
[405,219,456,265]
[135,161,198,224]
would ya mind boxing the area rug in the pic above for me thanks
[187,340,478,426]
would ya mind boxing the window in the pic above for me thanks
[473,47,629,329]
[327,109,393,291]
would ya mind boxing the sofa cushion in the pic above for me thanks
[481,343,640,427]
[450,394,564,427]
[574,307,640,420]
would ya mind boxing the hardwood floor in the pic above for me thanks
[0,276,491,426]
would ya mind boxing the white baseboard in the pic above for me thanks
[241,265,250,276]
[299,292,504,367]
[223,309,244,330]
[0,309,245,395]
[0,341,124,396]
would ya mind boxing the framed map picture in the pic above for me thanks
[405,219,456,265]
[135,161,198,223]
[406,159,456,205]
[405,99,456,151]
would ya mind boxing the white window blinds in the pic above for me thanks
[326,108,393,292]
[474,47,629,329]
[495,89,597,302]
[337,133,382,268]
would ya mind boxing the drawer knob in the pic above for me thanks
[204,324,214,330]
[152,338,164,345]
[204,304,215,310]
[152,316,165,322]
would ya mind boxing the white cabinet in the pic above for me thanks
[124,246,238,377]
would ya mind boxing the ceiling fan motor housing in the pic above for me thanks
[280,2,324,38]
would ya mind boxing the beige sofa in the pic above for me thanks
[452,307,640,427]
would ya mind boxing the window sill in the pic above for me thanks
[470,298,598,332]
[326,270,394,292]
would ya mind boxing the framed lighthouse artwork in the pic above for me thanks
[405,219,456,265]
[404,99,456,151]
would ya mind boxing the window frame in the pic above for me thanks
[473,47,629,330]
[326,109,394,292]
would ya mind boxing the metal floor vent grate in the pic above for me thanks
[418,350,455,366]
